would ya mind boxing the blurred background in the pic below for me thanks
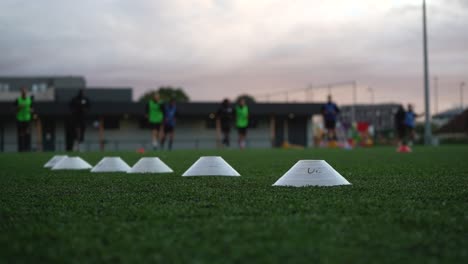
[0,0,466,151]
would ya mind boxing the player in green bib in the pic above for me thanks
[15,87,34,152]
[235,98,249,149]
[145,93,165,150]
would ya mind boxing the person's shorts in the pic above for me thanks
[324,119,336,130]
[406,125,415,134]
[164,125,175,134]
[149,122,162,130]
[16,121,30,132]
[71,116,86,128]
[221,125,231,134]
[237,127,247,136]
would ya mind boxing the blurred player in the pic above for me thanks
[69,89,91,151]
[15,87,34,152]
[404,104,423,146]
[146,93,164,150]
[394,105,408,151]
[216,99,233,147]
[235,98,249,149]
[161,98,177,151]
[321,95,340,143]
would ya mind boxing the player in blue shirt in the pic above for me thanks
[404,104,422,146]
[321,95,340,142]
[160,98,177,150]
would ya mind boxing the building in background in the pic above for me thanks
[0,76,86,102]
[432,107,465,128]
[436,109,468,143]
[340,104,402,133]
[0,76,323,152]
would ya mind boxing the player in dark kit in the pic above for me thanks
[216,99,234,147]
[69,89,91,151]
[160,98,177,151]
[146,93,165,150]
[15,87,34,152]
[321,95,340,142]
[404,104,423,146]
[394,105,407,148]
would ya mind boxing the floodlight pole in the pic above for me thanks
[422,0,432,145]
[434,76,438,115]
[352,81,357,123]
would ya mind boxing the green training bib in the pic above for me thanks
[148,100,163,123]
[17,97,32,122]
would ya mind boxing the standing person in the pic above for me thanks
[404,104,423,146]
[235,98,249,149]
[146,93,164,150]
[161,98,177,151]
[394,105,407,149]
[69,89,91,151]
[216,99,234,147]
[321,95,340,143]
[15,87,34,152]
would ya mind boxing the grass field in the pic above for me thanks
[1,146,467,263]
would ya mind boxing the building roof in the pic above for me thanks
[55,87,133,102]
[433,107,465,120]
[0,76,86,91]
[437,109,468,134]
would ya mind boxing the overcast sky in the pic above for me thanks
[1,0,467,112]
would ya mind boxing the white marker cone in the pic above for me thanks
[273,160,351,187]
[91,157,131,173]
[128,157,173,173]
[44,155,68,168]
[51,157,92,170]
[182,156,240,176]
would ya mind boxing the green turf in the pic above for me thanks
[0,146,467,263]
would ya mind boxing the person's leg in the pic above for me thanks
[237,129,242,148]
[226,130,230,147]
[222,132,227,146]
[397,126,406,147]
[17,122,23,152]
[73,125,80,151]
[79,120,85,143]
[160,129,166,149]
[238,128,247,149]
[325,120,333,141]
[331,120,337,141]
[78,120,86,151]
[168,131,174,150]
[221,127,228,147]
[24,122,31,152]
[152,129,159,150]
[408,127,414,146]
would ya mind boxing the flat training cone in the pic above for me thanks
[44,155,68,168]
[51,157,92,170]
[128,157,173,173]
[91,157,131,173]
[182,156,240,176]
[273,160,351,187]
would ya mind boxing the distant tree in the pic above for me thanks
[139,86,190,102]
[235,94,256,104]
